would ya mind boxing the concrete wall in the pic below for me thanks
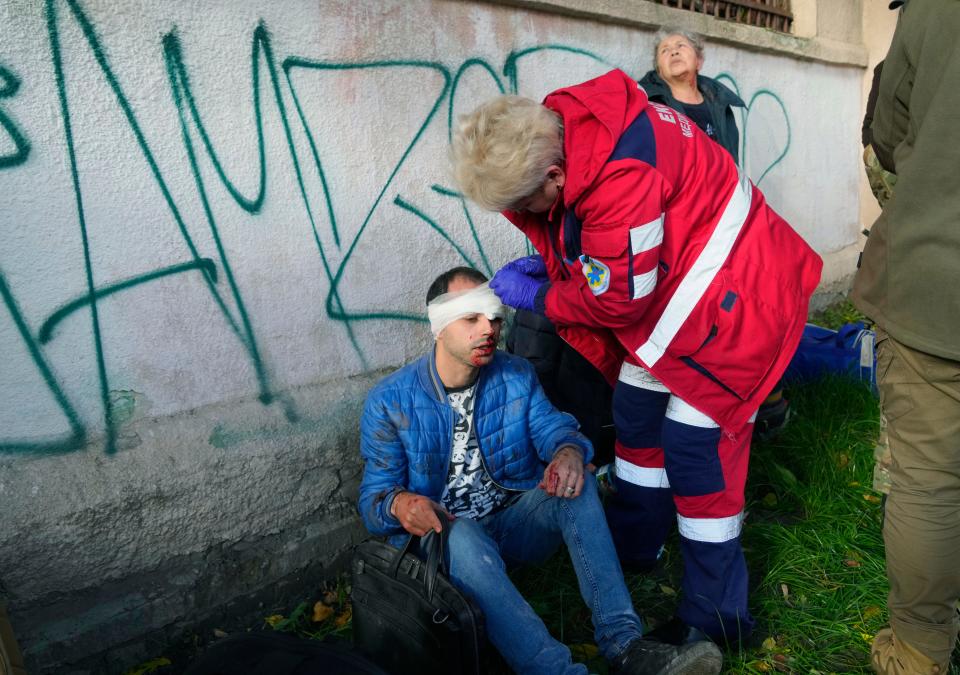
[0,0,865,671]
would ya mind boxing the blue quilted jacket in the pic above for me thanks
[358,349,593,540]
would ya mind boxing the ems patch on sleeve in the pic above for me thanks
[579,255,611,295]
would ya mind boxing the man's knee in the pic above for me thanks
[447,518,505,578]
[561,471,606,519]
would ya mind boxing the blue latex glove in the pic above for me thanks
[501,254,547,280]
[490,265,546,312]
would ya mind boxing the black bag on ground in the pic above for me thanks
[351,518,488,675]
[183,631,388,675]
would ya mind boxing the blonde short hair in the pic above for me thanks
[450,95,563,212]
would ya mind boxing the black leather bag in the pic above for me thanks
[350,519,488,675]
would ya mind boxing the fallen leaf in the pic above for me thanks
[322,590,338,606]
[861,632,874,643]
[849,481,861,487]
[762,492,778,507]
[863,605,882,621]
[773,653,788,663]
[863,493,882,503]
[212,628,228,639]
[837,453,850,469]
[756,661,773,672]
[780,583,790,600]
[334,605,352,628]
[264,614,284,628]
[659,584,676,596]
[762,637,778,651]
[844,559,862,567]
[312,601,334,623]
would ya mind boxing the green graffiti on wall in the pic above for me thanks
[0,65,31,168]
[0,0,793,455]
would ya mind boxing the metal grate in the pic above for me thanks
[654,0,793,33]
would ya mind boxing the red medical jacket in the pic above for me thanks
[505,69,822,429]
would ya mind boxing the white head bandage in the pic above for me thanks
[427,282,506,337]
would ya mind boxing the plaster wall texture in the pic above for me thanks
[818,0,863,44]
[0,0,864,671]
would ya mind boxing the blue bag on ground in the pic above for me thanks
[783,322,877,393]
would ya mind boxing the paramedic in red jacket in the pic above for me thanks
[450,69,822,644]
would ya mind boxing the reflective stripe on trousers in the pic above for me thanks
[606,361,756,641]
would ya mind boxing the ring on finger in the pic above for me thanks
[565,486,575,493]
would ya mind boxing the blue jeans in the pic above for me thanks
[444,475,643,675]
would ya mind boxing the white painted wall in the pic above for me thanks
[0,0,864,671]
[0,0,860,447]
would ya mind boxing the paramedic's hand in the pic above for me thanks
[502,254,548,280]
[490,266,545,312]
[391,491,453,537]
[540,446,585,498]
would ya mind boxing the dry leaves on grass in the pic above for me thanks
[334,605,352,628]
[312,597,351,629]
[844,550,863,567]
[312,601,334,623]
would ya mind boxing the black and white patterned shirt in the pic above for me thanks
[440,383,511,519]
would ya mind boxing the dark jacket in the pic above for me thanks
[507,310,615,465]
[638,70,745,164]
[358,350,592,542]
[852,0,960,361]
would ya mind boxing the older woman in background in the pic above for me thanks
[640,28,790,443]
[639,28,744,164]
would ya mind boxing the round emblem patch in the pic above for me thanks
[580,255,611,296]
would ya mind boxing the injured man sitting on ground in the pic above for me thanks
[357,265,723,675]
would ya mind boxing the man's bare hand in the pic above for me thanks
[391,492,453,536]
[539,446,585,498]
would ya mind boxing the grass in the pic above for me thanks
[810,299,869,331]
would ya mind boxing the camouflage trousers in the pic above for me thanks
[864,143,895,495]
[864,145,897,208]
